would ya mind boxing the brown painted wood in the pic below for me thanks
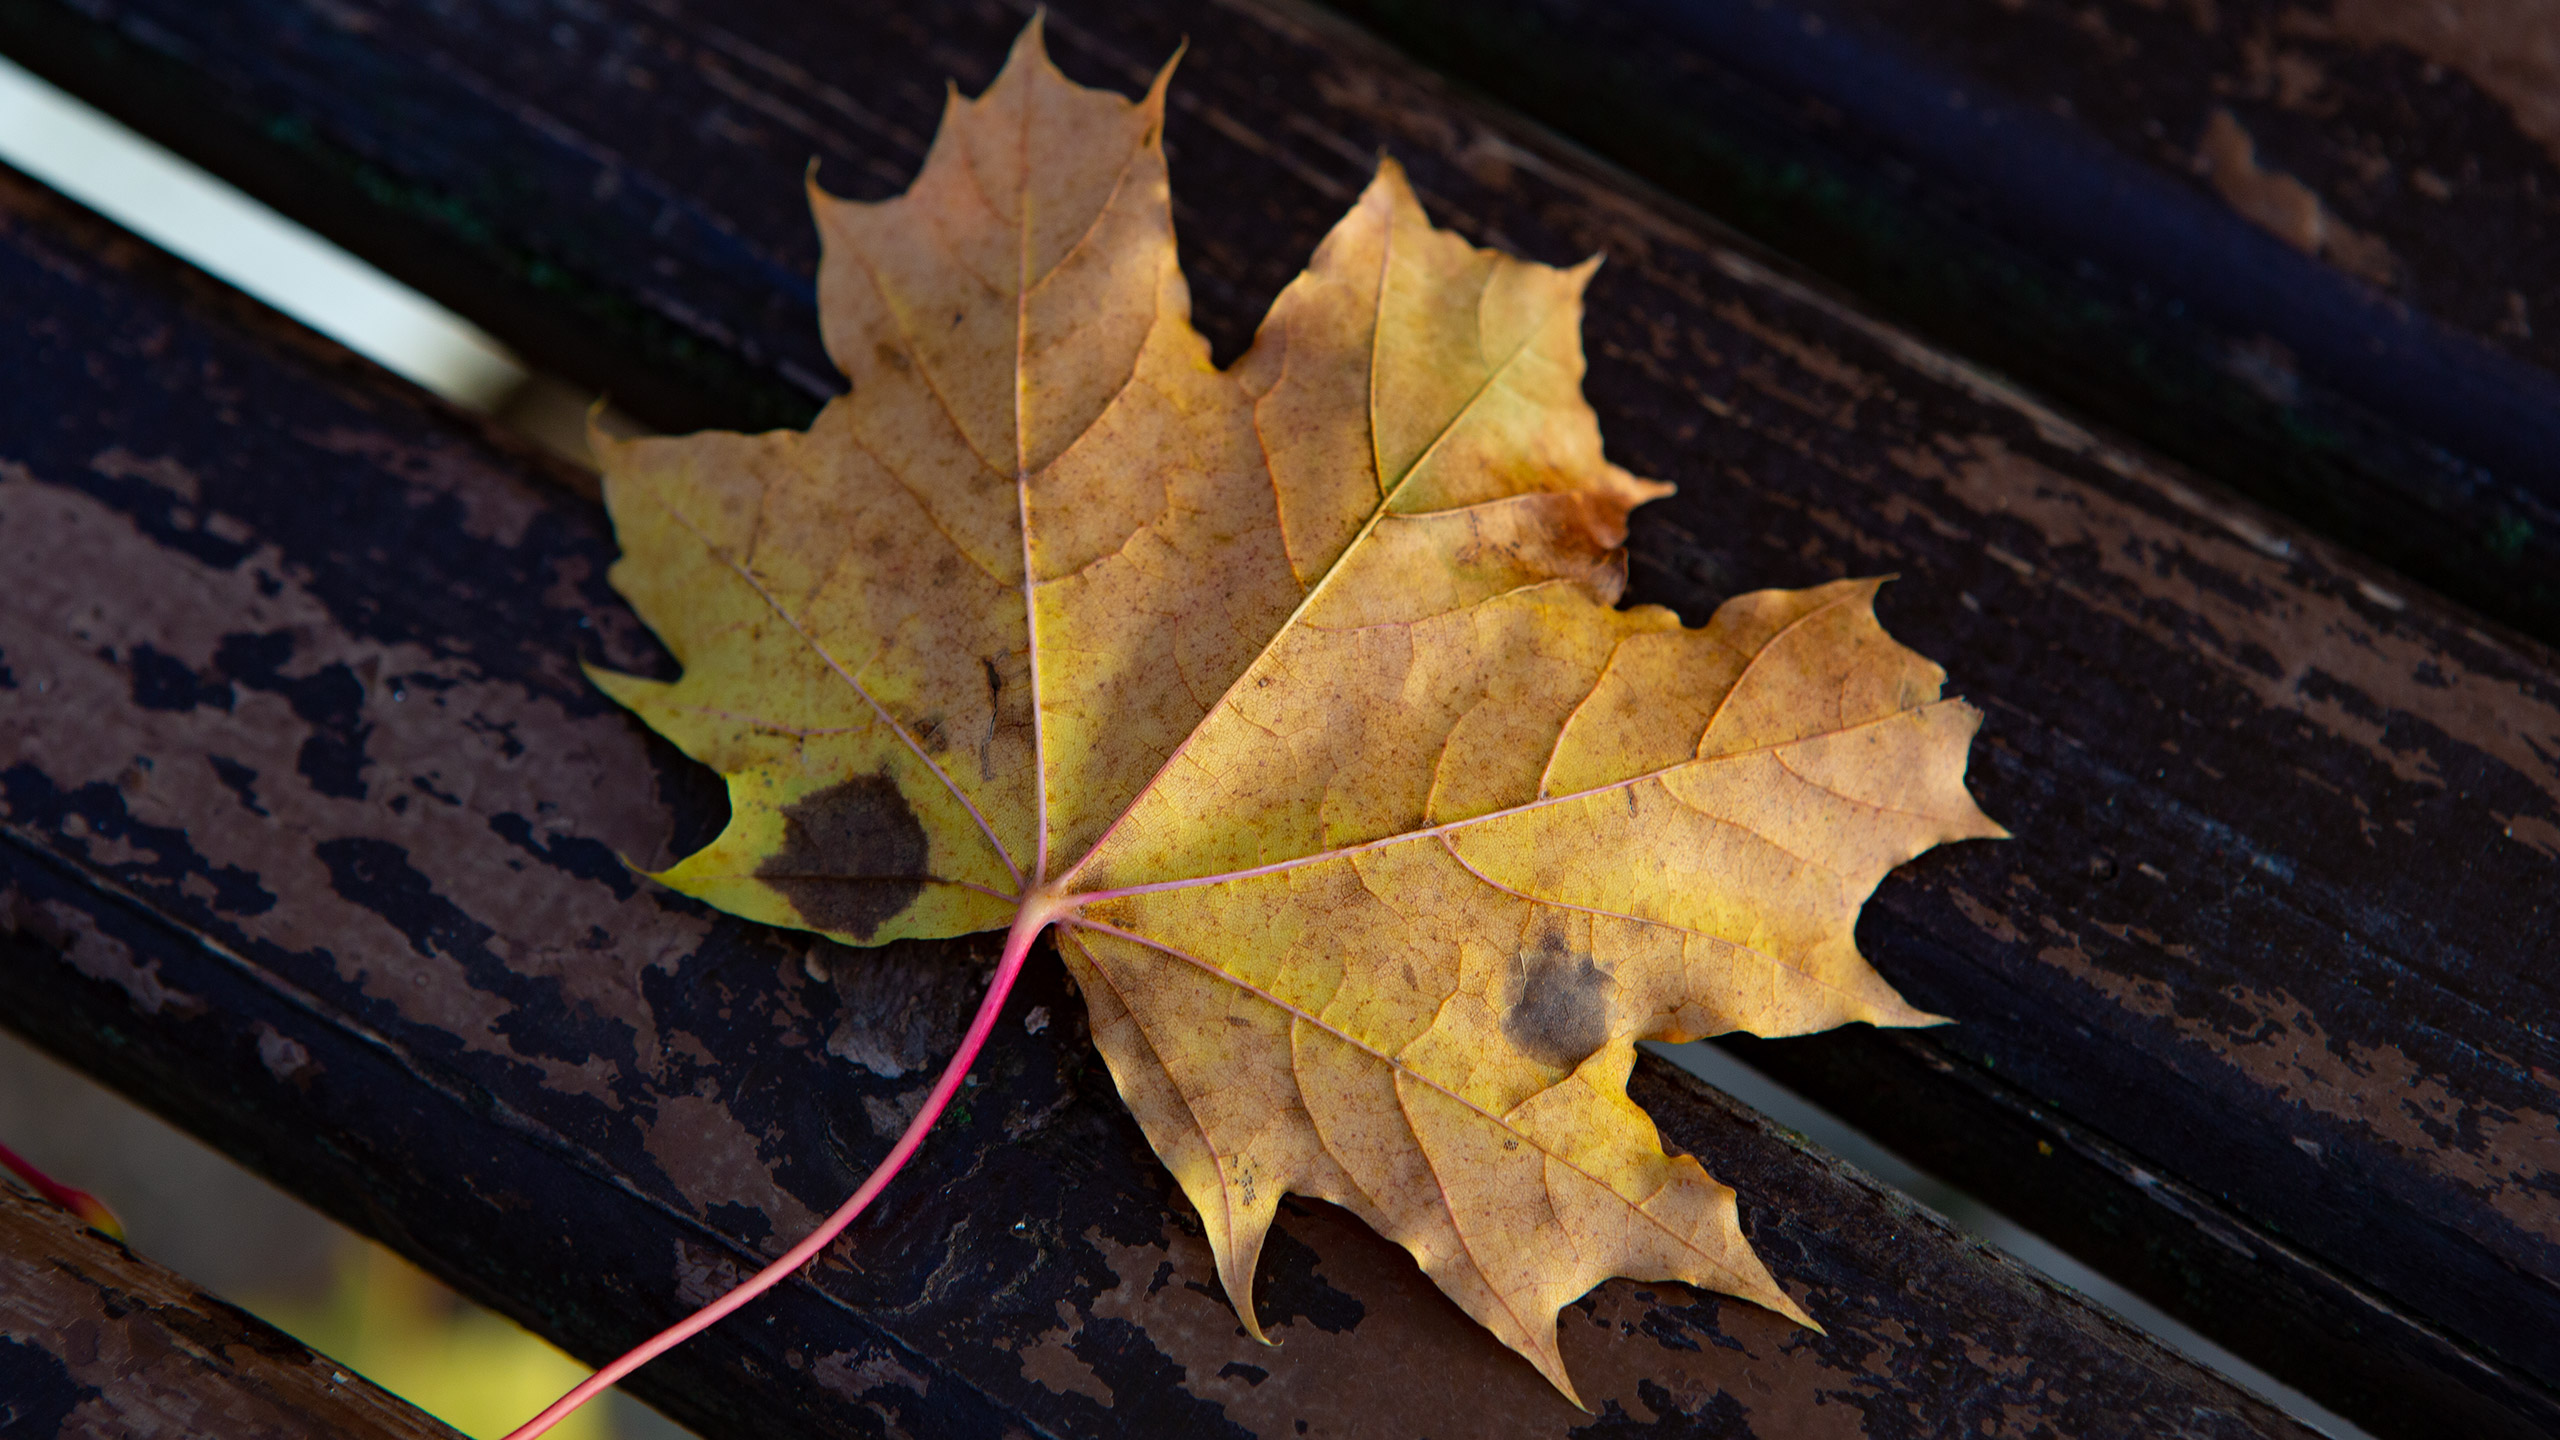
[0,1183,462,1439]
[1833,0,2560,388]
[0,1,2555,1435]
[0,163,2329,1438]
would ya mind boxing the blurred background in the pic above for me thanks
[0,1027,687,1439]
[0,49,2366,1440]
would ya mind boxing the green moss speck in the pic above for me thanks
[2487,515,2535,563]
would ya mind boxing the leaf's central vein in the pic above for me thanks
[1052,228,1568,893]
[1016,73,1049,888]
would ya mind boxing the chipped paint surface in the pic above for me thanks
[645,1094,820,1239]
[1076,1217,1586,1438]
[671,1237,750,1309]
[2331,0,2560,169]
[1910,434,2560,824]
[6,891,202,1017]
[2195,109,2398,285]
[1016,1160,2275,1438]
[2498,812,2560,858]
[1015,1302,1117,1407]
[0,469,713,1104]
[1954,873,2560,1242]
[303,427,551,548]
[0,1185,459,1439]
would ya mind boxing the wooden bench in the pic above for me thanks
[2,1,2553,1436]
[1,1182,461,1438]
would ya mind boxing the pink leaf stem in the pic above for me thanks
[0,1137,124,1240]
[504,898,1061,1440]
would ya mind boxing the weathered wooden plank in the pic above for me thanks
[0,168,2325,1438]
[1304,0,2560,651]
[12,0,2557,654]
[0,1182,462,1439]
[0,1,2555,1435]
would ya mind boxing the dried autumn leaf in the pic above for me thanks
[585,19,2000,1406]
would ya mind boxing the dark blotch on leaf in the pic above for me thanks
[1502,928,1614,1070]
[756,772,928,940]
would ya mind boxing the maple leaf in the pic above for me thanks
[548,19,2000,1423]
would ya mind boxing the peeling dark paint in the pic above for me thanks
[0,1335,95,1436]
[313,836,633,1069]
[1,763,276,917]
[1254,1204,1367,1337]
[207,754,268,817]
[1,1186,448,1438]
[214,631,373,800]
[127,642,233,713]
[490,812,638,900]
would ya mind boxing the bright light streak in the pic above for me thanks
[0,54,526,409]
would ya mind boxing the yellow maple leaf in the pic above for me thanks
[572,18,2000,1414]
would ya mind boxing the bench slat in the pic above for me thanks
[0,2,2555,1435]
[0,1183,462,1439]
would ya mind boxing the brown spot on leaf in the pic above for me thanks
[755,772,928,940]
[1502,928,1615,1070]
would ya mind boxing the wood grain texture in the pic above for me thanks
[0,1,2553,1436]
[1293,0,2560,652]
[0,168,2324,1439]
[0,1183,462,1439]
